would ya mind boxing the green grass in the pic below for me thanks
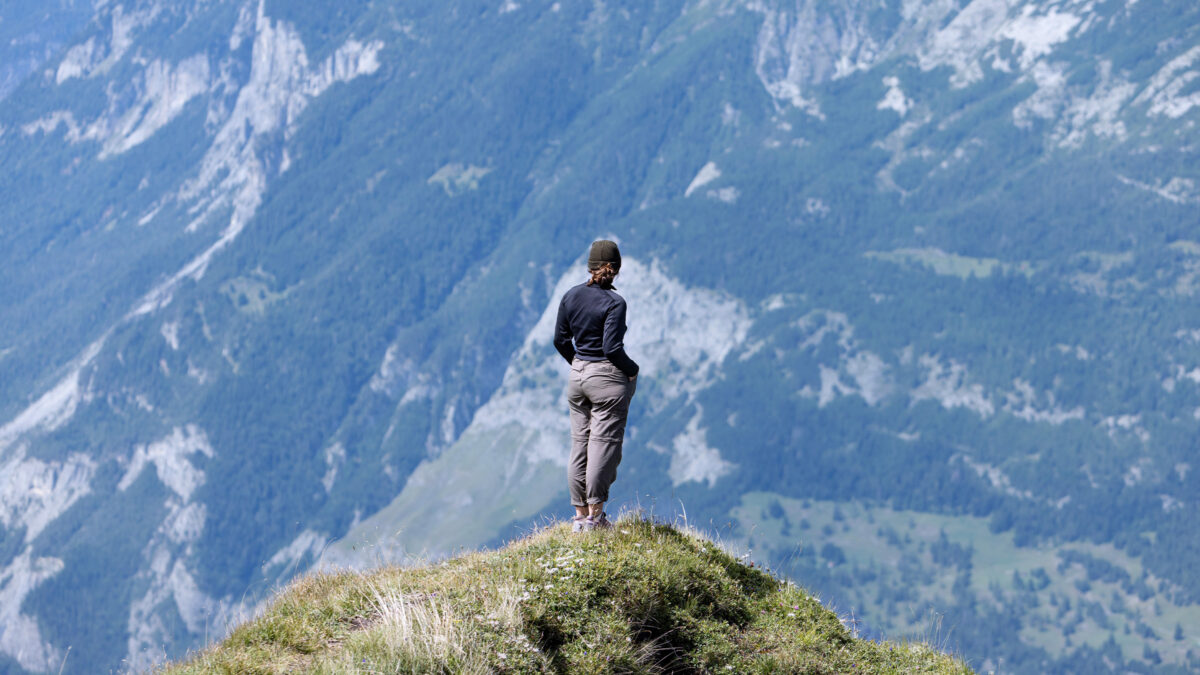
[863,248,1033,279]
[427,163,494,197]
[220,276,290,316]
[734,494,1200,668]
[163,515,971,674]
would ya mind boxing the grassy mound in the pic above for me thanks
[164,516,973,673]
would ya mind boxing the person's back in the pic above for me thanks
[554,283,639,378]
[553,240,638,532]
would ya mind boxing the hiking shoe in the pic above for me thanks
[588,512,613,530]
[571,515,590,533]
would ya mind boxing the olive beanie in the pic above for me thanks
[588,240,621,271]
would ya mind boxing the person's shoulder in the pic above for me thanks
[565,282,625,305]
[561,282,588,300]
[603,287,627,306]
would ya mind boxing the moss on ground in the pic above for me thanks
[163,516,973,674]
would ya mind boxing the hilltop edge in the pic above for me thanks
[164,516,972,674]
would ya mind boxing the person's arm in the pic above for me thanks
[553,297,576,364]
[602,298,639,378]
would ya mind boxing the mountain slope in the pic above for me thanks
[166,517,972,674]
[0,1,99,103]
[1,0,1199,673]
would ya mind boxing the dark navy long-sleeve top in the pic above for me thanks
[553,282,640,378]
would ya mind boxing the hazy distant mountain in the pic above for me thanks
[0,1,98,102]
[1,1,1199,673]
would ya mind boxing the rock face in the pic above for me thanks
[1,0,1200,672]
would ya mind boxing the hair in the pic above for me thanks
[587,262,618,289]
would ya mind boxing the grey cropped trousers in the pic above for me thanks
[566,358,637,507]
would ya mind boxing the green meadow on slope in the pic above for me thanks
[165,516,972,674]
[734,494,1200,671]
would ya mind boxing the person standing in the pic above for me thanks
[553,240,639,532]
